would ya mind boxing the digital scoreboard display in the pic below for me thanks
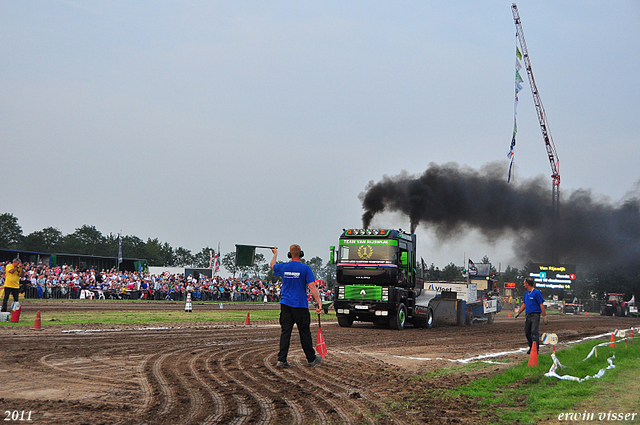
[529,263,576,289]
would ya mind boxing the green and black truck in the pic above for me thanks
[330,228,500,329]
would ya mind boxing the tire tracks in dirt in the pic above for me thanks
[189,348,225,424]
[216,343,275,424]
[262,352,327,425]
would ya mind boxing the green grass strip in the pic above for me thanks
[450,336,640,424]
[1,310,275,326]
[1,306,336,327]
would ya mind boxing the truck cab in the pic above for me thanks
[331,228,423,329]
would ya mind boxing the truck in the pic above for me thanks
[561,289,583,315]
[330,228,501,329]
[600,293,631,317]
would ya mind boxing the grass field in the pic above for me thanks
[449,336,640,424]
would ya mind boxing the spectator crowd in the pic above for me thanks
[0,261,334,303]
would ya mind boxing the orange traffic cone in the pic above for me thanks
[245,312,250,325]
[609,333,615,348]
[528,341,538,367]
[585,311,588,316]
[32,310,42,331]
[508,312,511,318]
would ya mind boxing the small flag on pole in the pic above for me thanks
[118,232,123,270]
[468,259,478,276]
[316,314,327,359]
[235,244,275,267]
[214,243,221,273]
[421,257,428,273]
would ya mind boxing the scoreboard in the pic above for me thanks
[529,263,576,289]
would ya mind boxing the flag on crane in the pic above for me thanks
[507,42,523,182]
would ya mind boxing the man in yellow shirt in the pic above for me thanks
[2,258,23,312]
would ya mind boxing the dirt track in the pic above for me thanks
[0,301,636,424]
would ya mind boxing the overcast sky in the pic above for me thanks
[2,1,639,271]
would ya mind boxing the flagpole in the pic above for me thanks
[118,230,123,272]
[214,242,221,276]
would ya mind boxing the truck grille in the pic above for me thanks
[344,285,382,301]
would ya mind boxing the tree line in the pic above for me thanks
[1,213,200,266]
[3,213,636,297]
[0,213,337,283]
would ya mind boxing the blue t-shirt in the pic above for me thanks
[524,288,544,314]
[274,261,315,308]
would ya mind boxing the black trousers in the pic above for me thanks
[525,313,541,352]
[2,287,20,312]
[278,304,317,363]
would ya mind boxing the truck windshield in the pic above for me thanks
[339,243,396,263]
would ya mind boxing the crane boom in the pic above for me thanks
[512,3,560,262]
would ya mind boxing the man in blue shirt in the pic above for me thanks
[516,277,547,354]
[271,245,323,368]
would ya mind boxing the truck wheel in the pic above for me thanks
[337,316,353,327]
[600,306,606,316]
[465,311,473,326]
[426,308,434,329]
[616,306,622,317]
[389,303,407,330]
[487,312,495,324]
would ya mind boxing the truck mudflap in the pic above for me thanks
[414,305,430,316]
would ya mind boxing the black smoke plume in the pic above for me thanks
[359,162,640,271]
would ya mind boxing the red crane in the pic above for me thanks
[512,4,560,261]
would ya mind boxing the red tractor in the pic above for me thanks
[600,293,630,317]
